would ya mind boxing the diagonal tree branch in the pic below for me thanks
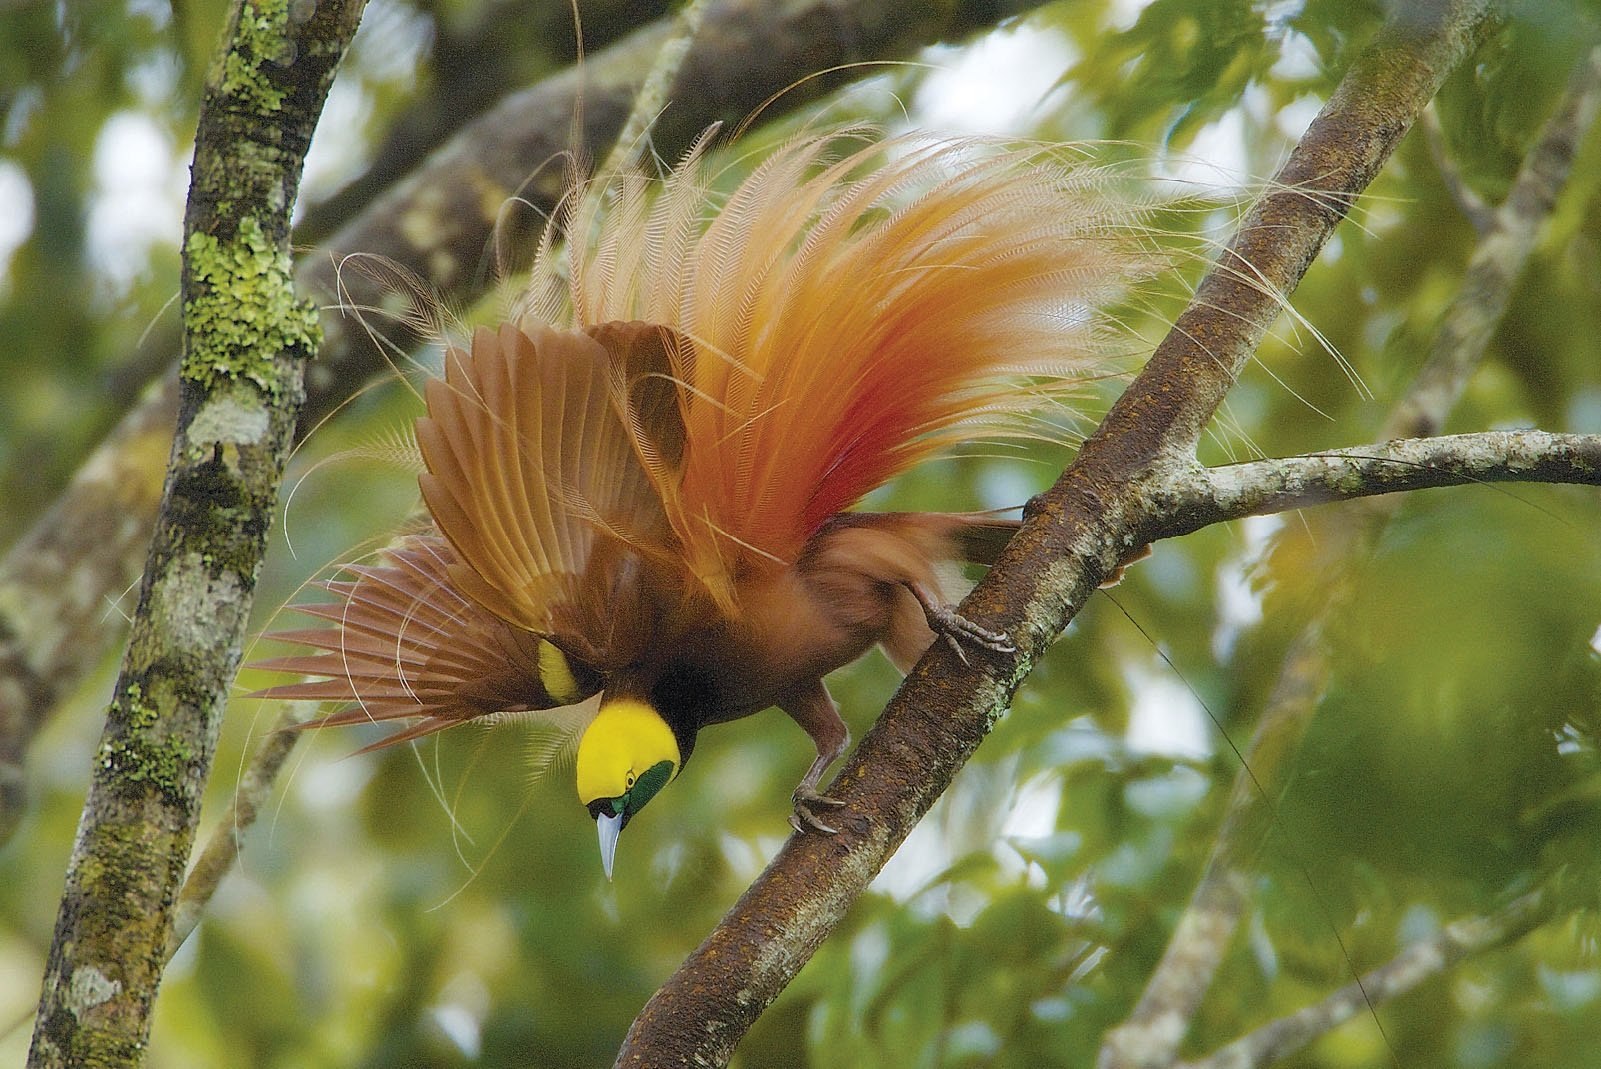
[0,380,177,847]
[1097,41,1601,1069]
[614,2,1492,1065]
[290,0,679,247]
[0,0,1054,845]
[166,704,304,959]
[1420,105,1495,235]
[25,0,366,1064]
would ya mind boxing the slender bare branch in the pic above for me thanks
[1420,105,1495,234]
[167,705,305,958]
[594,0,712,180]
[615,4,1491,1066]
[1077,5,1494,469]
[1177,887,1555,1069]
[1165,431,1601,531]
[25,0,365,1063]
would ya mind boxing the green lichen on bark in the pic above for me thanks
[216,0,297,110]
[34,812,187,1064]
[182,219,320,396]
[97,677,200,806]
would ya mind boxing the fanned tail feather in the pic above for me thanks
[250,534,600,751]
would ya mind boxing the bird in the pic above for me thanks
[251,128,1160,878]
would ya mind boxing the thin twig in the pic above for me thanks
[1178,887,1555,1069]
[167,705,307,958]
[1420,105,1495,233]
[594,0,712,180]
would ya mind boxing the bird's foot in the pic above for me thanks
[790,787,846,835]
[926,602,1016,666]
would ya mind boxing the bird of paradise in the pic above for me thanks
[253,129,1163,878]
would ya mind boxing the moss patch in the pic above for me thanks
[100,677,199,807]
[182,217,319,397]
[218,0,297,110]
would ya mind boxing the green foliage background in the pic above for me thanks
[3,0,1601,1065]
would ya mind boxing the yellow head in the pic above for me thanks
[576,697,681,879]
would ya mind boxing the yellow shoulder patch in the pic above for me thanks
[537,640,584,705]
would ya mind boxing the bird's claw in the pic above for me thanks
[790,787,846,834]
[927,603,1015,665]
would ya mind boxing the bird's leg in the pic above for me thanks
[905,581,1015,666]
[777,679,850,834]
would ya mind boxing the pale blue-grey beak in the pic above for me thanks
[597,811,624,881]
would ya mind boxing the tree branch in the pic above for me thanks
[0,0,1053,844]
[1078,4,1493,468]
[1097,40,1601,1069]
[1177,887,1555,1069]
[1166,431,1601,531]
[614,3,1491,1066]
[166,704,305,959]
[1420,105,1495,234]
[0,379,177,846]
[25,0,364,1063]
[290,0,678,247]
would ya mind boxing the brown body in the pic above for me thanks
[574,512,1014,800]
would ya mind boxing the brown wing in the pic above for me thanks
[251,534,601,751]
[413,321,687,667]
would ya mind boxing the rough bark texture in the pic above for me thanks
[25,0,364,1064]
[0,0,1052,845]
[614,3,1493,1065]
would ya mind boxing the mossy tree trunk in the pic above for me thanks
[26,0,366,1064]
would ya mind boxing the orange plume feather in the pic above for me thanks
[519,130,1163,607]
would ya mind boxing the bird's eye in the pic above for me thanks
[626,772,636,788]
